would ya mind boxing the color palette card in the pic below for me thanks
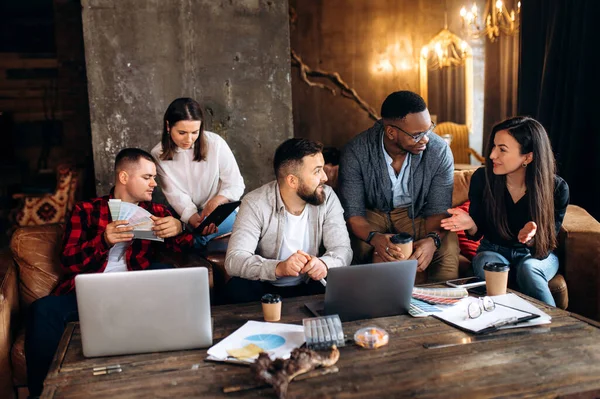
[108,199,163,242]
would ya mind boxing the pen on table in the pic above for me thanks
[297,250,326,287]
[93,367,122,376]
[93,364,121,371]
[486,317,519,329]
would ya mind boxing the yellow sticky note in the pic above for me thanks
[226,344,264,360]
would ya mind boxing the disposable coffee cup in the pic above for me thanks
[261,294,282,322]
[483,262,510,296]
[390,232,413,259]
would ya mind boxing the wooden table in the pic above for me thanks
[41,294,600,398]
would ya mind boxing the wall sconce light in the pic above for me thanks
[372,41,415,74]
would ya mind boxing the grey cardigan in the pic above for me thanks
[338,120,454,219]
[225,181,352,281]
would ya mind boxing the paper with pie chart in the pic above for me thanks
[207,321,305,364]
[108,199,163,242]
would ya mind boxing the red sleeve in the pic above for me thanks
[149,203,194,251]
[60,201,110,274]
[456,201,481,260]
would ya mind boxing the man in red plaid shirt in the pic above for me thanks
[25,148,194,397]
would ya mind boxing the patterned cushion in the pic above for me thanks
[15,164,79,226]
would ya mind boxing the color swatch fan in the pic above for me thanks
[108,199,163,242]
[411,287,468,305]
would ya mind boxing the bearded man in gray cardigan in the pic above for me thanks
[338,91,459,283]
[225,138,352,303]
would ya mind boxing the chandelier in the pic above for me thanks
[459,0,520,42]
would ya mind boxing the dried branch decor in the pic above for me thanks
[291,50,380,121]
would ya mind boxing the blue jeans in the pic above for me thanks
[193,210,237,248]
[472,239,559,306]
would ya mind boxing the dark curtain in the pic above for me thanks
[482,31,519,150]
[427,63,466,124]
[518,0,600,220]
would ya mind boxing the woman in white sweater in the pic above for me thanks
[151,98,245,247]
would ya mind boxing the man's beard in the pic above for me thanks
[394,138,412,155]
[393,136,424,155]
[297,181,325,205]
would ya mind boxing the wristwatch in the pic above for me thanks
[180,220,187,233]
[426,232,441,250]
[365,231,378,245]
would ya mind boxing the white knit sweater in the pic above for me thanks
[151,131,245,223]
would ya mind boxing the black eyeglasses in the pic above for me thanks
[388,122,436,143]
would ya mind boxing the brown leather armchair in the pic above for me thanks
[0,224,226,398]
[435,122,485,164]
[0,249,19,399]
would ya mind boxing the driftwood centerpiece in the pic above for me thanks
[250,345,340,399]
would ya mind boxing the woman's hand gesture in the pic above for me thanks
[518,221,537,244]
[440,207,476,232]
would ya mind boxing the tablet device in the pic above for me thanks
[467,285,487,296]
[195,201,241,232]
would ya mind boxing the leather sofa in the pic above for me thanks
[0,224,226,398]
[2,170,600,397]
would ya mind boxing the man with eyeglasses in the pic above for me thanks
[338,91,459,283]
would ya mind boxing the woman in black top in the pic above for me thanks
[441,116,569,305]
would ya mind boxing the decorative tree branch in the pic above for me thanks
[290,50,380,121]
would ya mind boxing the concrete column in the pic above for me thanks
[82,0,292,195]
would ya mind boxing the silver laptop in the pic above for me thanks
[322,260,418,322]
[75,267,212,357]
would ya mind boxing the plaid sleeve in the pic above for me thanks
[60,201,110,274]
[149,203,194,251]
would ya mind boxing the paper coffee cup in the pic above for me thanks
[261,294,282,322]
[390,232,413,259]
[483,262,510,296]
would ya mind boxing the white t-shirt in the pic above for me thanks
[272,207,310,287]
[151,131,245,224]
[104,242,128,273]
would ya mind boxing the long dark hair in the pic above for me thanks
[483,116,556,259]
[159,98,206,161]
